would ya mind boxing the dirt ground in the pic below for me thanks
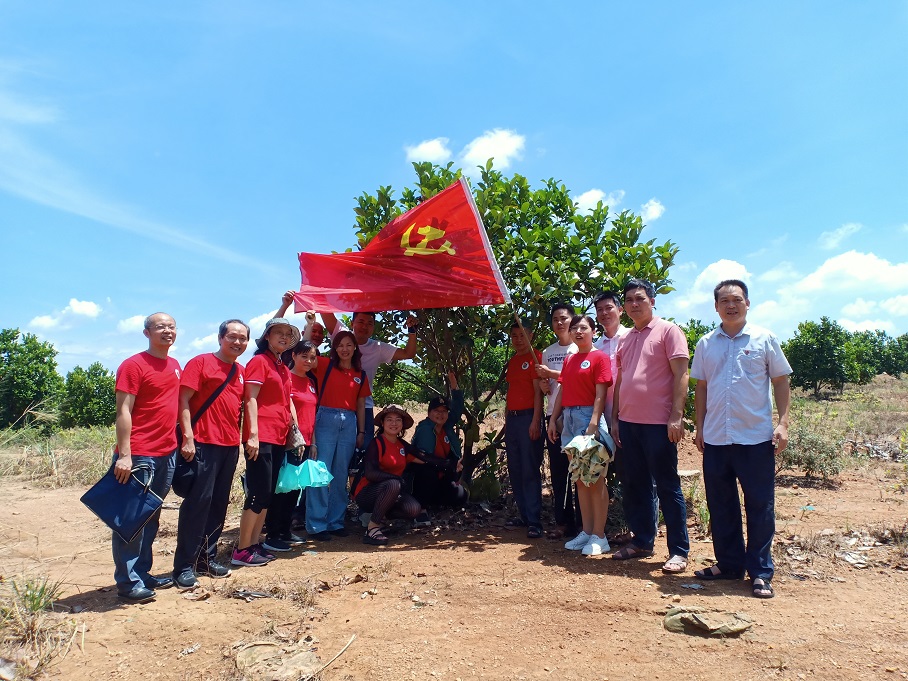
[2,442,907,681]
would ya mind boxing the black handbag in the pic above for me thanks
[80,463,164,543]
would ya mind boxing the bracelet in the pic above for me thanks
[358,430,365,434]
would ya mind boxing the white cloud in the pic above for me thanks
[29,314,57,329]
[575,189,625,213]
[799,251,908,292]
[460,129,524,171]
[840,298,876,318]
[840,318,896,334]
[675,261,699,273]
[117,315,146,333]
[818,222,862,250]
[669,259,751,320]
[747,233,789,258]
[0,84,271,272]
[65,298,101,317]
[757,262,799,283]
[641,198,665,222]
[189,332,218,350]
[404,137,452,163]
[0,91,58,125]
[883,294,908,316]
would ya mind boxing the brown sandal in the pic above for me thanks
[611,545,654,560]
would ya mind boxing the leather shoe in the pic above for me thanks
[118,586,156,604]
[144,575,174,590]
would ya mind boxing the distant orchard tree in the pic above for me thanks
[60,362,116,428]
[0,328,64,428]
[843,329,888,385]
[783,317,850,397]
[880,333,908,378]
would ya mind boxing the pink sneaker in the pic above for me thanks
[231,547,269,567]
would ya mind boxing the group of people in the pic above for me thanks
[109,278,790,604]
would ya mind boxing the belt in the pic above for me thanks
[507,408,535,416]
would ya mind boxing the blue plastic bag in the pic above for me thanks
[275,455,304,494]
[299,459,333,488]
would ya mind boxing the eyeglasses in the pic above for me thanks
[224,334,248,343]
[150,324,176,331]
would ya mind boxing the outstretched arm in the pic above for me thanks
[276,290,295,318]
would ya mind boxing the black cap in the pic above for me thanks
[428,396,449,412]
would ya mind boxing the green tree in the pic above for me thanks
[352,161,679,481]
[843,329,888,385]
[678,319,716,428]
[0,328,65,428]
[783,317,850,398]
[59,362,116,428]
[881,333,908,377]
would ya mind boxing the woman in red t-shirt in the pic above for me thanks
[547,314,613,557]
[282,339,320,530]
[353,405,424,545]
[304,330,371,540]
[232,318,300,568]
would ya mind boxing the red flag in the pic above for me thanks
[294,178,511,313]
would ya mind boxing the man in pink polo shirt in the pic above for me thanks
[610,279,690,573]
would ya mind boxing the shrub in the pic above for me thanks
[776,402,845,480]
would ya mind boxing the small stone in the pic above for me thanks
[671,595,681,603]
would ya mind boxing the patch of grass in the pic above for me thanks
[0,426,114,487]
[0,573,77,679]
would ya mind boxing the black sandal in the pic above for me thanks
[752,578,774,599]
[363,527,388,546]
[694,565,744,581]
[527,526,543,539]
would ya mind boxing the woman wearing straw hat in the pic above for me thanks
[232,318,300,567]
[353,404,425,545]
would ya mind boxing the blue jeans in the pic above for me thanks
[703,441,776,580]
[618,421,689,557]
[505,410,544,528]
[562,405,609,445]
[306,407,356,533]
[111,452,176,593]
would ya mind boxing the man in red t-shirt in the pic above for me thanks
[112,312,182,603]
[171,320,249,589]
[504,322,544,538]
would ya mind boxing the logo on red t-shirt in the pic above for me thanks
[354,376,362,384]
[309,385,316,393]
[580,360,591,369]
[521,361,529,370]
[174,369,181,378]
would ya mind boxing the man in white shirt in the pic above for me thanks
[535,302,581,536]
[592,291,630,423]
[690,279,791,599]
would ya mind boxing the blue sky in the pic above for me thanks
[1,2,906,374]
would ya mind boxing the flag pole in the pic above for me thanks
[511,307,540,368]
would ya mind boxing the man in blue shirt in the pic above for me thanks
[690,279,791,599]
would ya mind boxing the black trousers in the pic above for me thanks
[173,443,239,573]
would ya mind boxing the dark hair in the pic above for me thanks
[329,330,363,371]
[282,339,319,368]
[352,312,377,322]
[623,278,656,300]
[569,314,596,331]
[218,319,251,340]
[713,279,749,302]
[549,302,574,321]
[593,291,621,309]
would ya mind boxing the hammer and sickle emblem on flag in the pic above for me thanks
[400,224,456,257]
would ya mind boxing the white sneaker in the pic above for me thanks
[582,535,611,556]
[565,531,591,550]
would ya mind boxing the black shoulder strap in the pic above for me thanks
[191,360,237,427]
[317,359,335,406]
